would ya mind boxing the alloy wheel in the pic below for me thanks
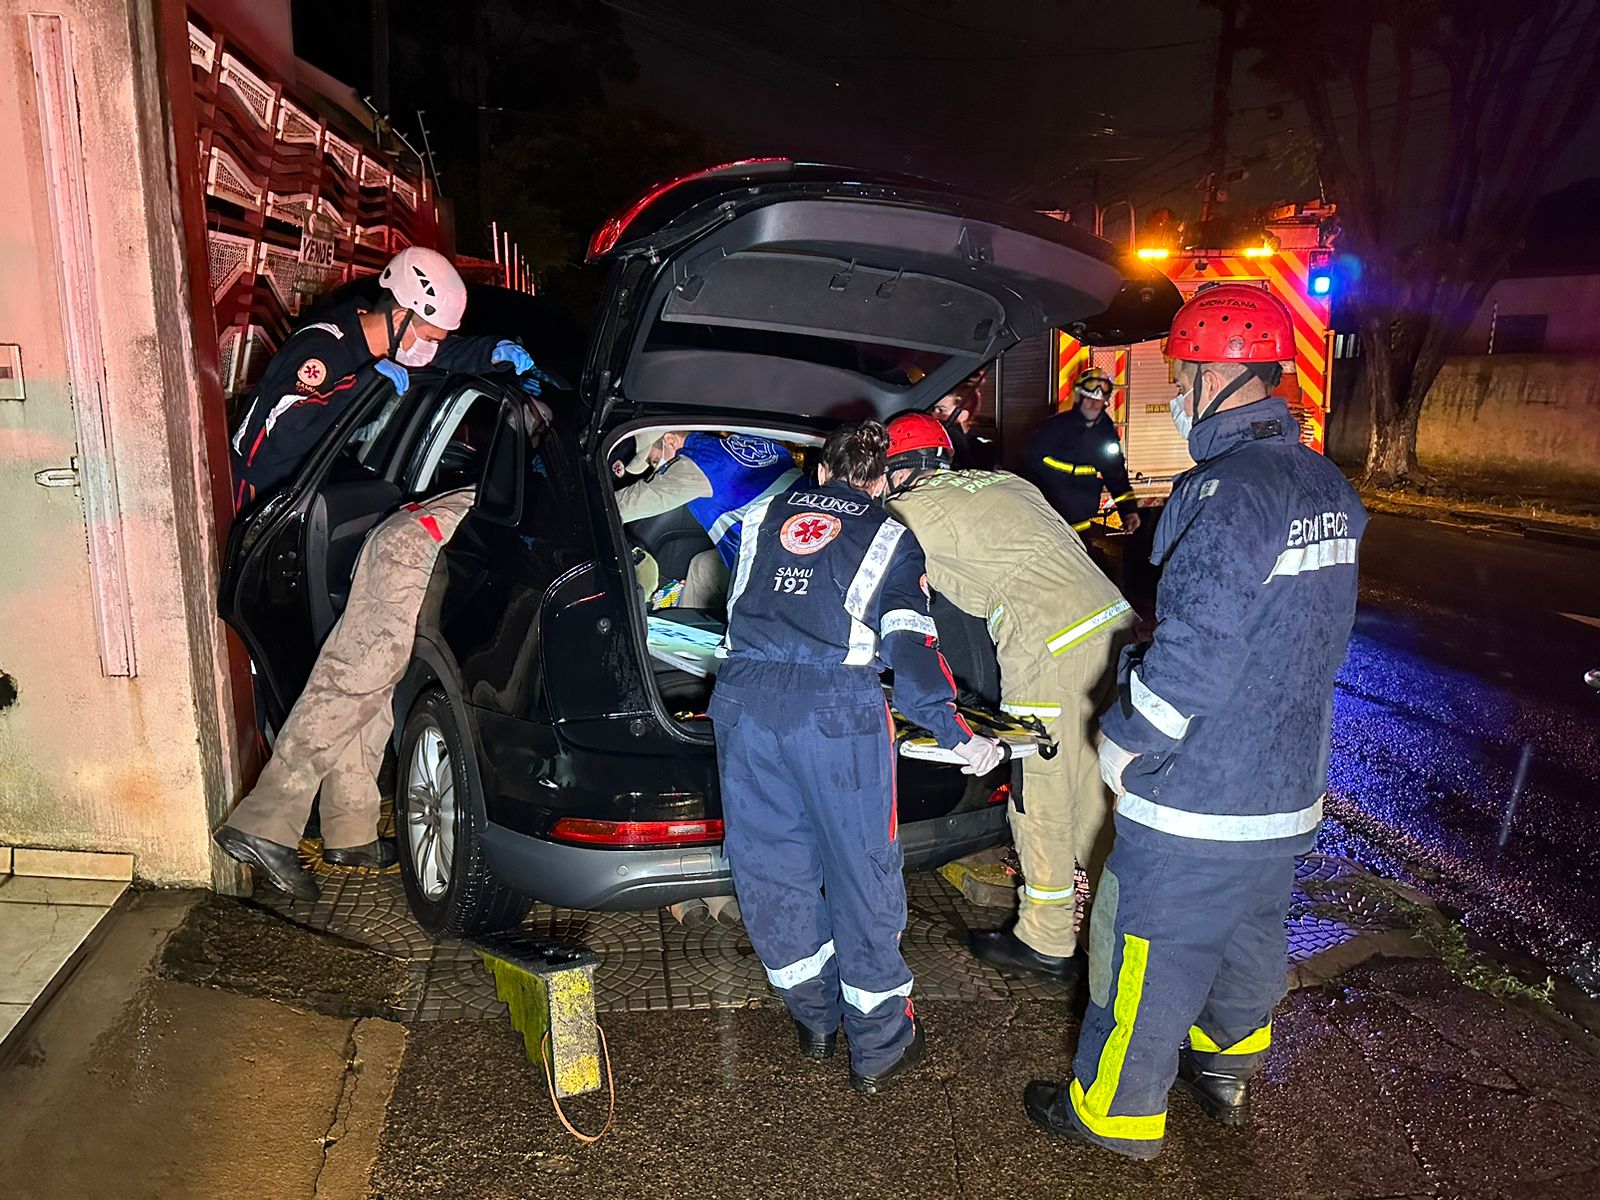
[405,723,457,900]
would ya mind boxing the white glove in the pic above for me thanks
[952,736,1005,776]
[1097,732,1136,795]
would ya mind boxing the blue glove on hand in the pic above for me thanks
[518,362,563,398]
[491,339,534,376]
[374,358,410,395]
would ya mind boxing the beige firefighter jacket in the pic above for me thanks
[886,470,1132,711]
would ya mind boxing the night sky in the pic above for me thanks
[298,0,1600,255]
[606,0,1238,213]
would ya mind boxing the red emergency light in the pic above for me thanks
[585,157,792,261]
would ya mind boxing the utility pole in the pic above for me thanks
[1201,0,1238,225]
[371,0,390,130]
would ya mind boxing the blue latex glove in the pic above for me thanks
[518,363,562,398]
[491,339,534,376]
[374,358,409,395]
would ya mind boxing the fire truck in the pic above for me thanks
[992,203,1338,518]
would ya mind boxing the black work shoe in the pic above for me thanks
[322,839,399,870]
[970,927,1083,985]
[795,1018,839,1061]
[850,1018,926,1095]
[1024,1081,1158,1162]
[214,825,320,902]
[1176,1048,1251,1127]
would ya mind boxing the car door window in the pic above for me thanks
[406,384,503,497]
[322,381,417,486]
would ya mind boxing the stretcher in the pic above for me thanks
[893,703,1048,763]
[645,613,725,678]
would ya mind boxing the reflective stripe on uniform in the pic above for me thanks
[764,939,837,990]
[1189,1021,1271,1056]
[1110,491,1136,505]
[1001,701,1063,719]
[719,495,776,656]
[839,519,906,666]
[844,617,878,666]
[707,467,802,545]
[881,608,937,639]
[1264,537,1358,583]
[986,604,1005,639]
[230,395,261,454]
[1043,456,1100,476]
[1072,518,1095,532]
[1117,791,1324,842]
[1046,599,1132,656]
[1129,668,1191,740]
[1070,933,1166,1142]
[845,520,907,619]
[841,977,913,1014]
[1022,882,1076,905]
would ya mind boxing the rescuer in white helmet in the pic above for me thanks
[228,245,549,511]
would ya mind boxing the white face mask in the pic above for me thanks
[396,334,439,368]
[1169,386,1194,440]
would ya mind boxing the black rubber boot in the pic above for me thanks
[969,927,1083,985]
[1023,1080,1159,1162]
[1176,1047,1252,1126]
[214,825,320,902]
[322,839,398,869]
[794,1018,838,1061]
[850,1018,926,1095]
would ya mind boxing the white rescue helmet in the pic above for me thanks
[378,246,467,331]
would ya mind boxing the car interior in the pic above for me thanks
[608,422,1001,736]
[303,380,507,642]
[584,190,1148,740]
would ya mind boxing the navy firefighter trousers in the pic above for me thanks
[1067,827,1296,1158]
[710,662,914,1077]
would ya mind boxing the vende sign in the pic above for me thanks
[300,227,336,268]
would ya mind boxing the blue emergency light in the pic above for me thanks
[1309,268,1333,296]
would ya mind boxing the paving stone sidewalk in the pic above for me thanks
[237,853,1409,1022]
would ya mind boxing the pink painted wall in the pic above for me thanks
[0,0,245,885]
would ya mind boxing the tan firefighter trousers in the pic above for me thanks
[1001,624,1131,959]
[226,496,467,850]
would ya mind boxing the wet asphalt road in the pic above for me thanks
[1114,512,1600,991]
[1314,516,1600,992]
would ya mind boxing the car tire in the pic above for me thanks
[396,687,531,938]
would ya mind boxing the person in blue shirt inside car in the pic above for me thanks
[615,429,801,610]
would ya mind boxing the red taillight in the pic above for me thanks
[549,817,725,848]
[585,157,791,261]
[987,783,1012,807]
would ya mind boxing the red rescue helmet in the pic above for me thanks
[885,412,953,476]
[887,411,952,457]
[1167,283,1294,364]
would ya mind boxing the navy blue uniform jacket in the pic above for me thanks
[720,477,972,750]
[229,300,501,505]
[1100,398,1366,858]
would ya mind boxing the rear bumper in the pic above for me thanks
[481,802,1010,912]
